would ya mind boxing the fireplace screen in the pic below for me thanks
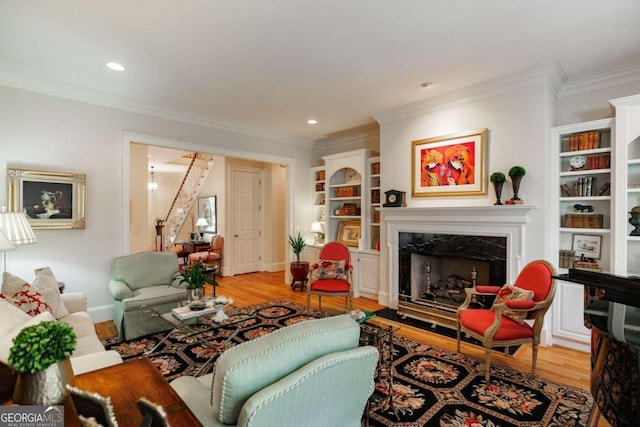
[398,233,507,327]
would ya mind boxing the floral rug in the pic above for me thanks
[103,299,596,426]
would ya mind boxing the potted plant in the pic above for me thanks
[508,165,526,202]
[9,320,77,405]
[489,172,506,205]
[288,232,309,285]
[173,261,208,302]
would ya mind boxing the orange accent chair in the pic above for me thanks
[456,259,557,380]
[187,235,224,270]
[306,242,353,310]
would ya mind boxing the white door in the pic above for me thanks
[232,169,261,275]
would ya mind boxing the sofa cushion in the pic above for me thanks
[32,267,69,319]
[492,284,535,324]
[1,272,27,296]
[60,311,97,339]
[120,285,187,312]
[211,314,360,425]
[315,260,347,280]
[112,252,178,291]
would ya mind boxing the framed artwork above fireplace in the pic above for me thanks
[411,128,488,197]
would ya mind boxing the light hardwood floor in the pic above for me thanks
[96,271,610,427]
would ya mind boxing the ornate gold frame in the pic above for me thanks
[7,168,86,229]
[411,128,488,197]
[337,220,360,247]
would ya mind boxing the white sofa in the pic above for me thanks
[0,280,122,399]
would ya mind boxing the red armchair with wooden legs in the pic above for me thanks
[307,242,353,310]
[457,259,557,380]
[187,235,224,270]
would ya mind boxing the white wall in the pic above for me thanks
[0,85,313,321]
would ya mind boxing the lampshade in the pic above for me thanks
[0,211,37,245]
[310,222,323,233]
[196,217,209,227]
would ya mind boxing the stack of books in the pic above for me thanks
[572,259,603,272]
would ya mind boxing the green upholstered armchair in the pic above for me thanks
[108,251,187,340]
[171,314,378,427]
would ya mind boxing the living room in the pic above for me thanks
[1,2,640,425]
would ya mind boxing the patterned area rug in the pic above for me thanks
[104,299,595,426]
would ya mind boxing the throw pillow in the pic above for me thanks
[2,272,28,296]
[492,284,534,324]
[316,260,347,280]
[32,267,69,319]
[11,283,53,316]
[0,311,55,364]
[0,296,32,338]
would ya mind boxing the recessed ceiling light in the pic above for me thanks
[421,82,433,89]
[106,62,126,71]
[307,119,318,125]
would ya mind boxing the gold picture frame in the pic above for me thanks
[7,168,86,229]
[411,128,488,197]
[337,220,360,247]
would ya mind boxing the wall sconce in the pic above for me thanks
[310,221,324,245]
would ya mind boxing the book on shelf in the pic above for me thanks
[568,130,600,151]
[596,182,610,196]
[561,184,575,197]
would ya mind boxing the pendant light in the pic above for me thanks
[148,165,158,191]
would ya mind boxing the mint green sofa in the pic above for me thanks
[108,251,187,340]
[171,314,378,427]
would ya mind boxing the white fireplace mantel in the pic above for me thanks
[380,205,537,310]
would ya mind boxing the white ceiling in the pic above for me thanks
[2,1,640,141]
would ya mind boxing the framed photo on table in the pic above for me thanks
[411,128,487,197]
[7,168,86,229]
[337,220,361,247]
[572,234,602,259]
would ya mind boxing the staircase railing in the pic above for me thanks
[162,152,215,246]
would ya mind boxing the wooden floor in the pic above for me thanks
[96,271,610,427]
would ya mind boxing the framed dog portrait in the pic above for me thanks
[337,220,360,248]
[411,128,488,197]
[7,168,86,229]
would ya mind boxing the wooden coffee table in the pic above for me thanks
[70,358,200,426]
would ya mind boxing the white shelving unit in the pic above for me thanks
[550,118,614,351]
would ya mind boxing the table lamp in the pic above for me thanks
[196,217,209,240]
[0,208,37,272]
[310,221,324,244]
[0,230,16,273]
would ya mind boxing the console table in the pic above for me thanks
[71,358,200,426]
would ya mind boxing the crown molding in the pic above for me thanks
[559,62,640,98]
[315,122,380,151]
[0,70,313,147]
[373,64,561,125]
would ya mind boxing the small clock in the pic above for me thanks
[383,190,406,207]
[570,155,587,170]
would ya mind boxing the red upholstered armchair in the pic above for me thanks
[187,235,224,270]
[456,259,557,380]
[306,242,353,310]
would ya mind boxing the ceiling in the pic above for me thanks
[2,1,640,142]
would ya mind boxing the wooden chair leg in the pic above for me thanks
[532,343,538,376]
[306,293,311,307]
[485,348,492,381]
[456,323,461,352]
[318,296,322,310]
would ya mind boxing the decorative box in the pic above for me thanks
[563,213,603,229]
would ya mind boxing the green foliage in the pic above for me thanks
[173,261,207,289]
[508,165,526,176]
[489,172,506,182]
[288,232,306,262]
[9,320,77,374]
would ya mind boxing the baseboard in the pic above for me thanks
[88,304,114,323]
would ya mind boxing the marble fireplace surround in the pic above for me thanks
[380,206,537,312]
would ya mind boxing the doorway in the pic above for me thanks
[230,167,263,275]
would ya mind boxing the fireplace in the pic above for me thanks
[380,205,536,329]
[398,233,506,328]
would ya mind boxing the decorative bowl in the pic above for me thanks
[189,301,207,311]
